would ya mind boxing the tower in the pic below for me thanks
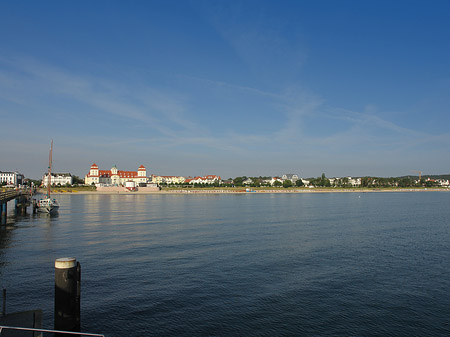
[89,163,99,176]
[111,165,118,175]
[138,165,146,177]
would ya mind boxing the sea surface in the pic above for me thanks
[1,192,450,336]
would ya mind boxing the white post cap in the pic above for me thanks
[55,257,77,269]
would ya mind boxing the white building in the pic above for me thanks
[348,177,362,186]
[242,178,253,185]
[282,174,299,182]
[0,171,24,186]
[437,179,450,187]
[269,177,284,186]
[151,175,186,184]
[331,177,361,187]
[42,173,73,187]
[84,163,149,186]
[185,175,222,184]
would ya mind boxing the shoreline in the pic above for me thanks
[46,188,450,195]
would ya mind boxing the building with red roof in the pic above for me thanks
[187,175,222,184]
[84,163,149,186]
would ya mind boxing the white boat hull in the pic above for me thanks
[37,198,60,213]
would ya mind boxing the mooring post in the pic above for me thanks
[54,257,81,333]
[2,288,5,316]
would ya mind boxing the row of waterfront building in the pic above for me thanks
[83,164,306,187]
[0,171,25,186]
[3,163,450,188]
[84,163,222,186]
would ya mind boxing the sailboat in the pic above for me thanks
[37,140,60,213]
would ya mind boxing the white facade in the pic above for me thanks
[185,175,222,184]
[85,164,149,186]
[437,179,450,187]
[43,173,73,187]
[242,178,253,185]
[152,175,186,184]
[0,171,24,186]
[348,177,361,186]
[270,177,284,186]
[282,174,299,182]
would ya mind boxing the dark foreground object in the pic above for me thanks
[0,309,42,337]
[55,258,81,334]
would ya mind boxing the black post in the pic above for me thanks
[54,258,81,333]
[2,288,5,316]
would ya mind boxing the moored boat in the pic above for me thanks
[37,196,60,213]
[36,140,60,214]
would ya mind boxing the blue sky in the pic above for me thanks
[1,0,450,179]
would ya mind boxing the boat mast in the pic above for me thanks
[47,140,53,198]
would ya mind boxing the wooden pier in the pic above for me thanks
[0,189,34,219]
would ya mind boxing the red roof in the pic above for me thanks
[87,167,144,178]
[99,170,111,177]
[205,175,221,180]
[117,171,138,178]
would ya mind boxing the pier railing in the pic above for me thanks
[0,325,104,336]
[0,189,32,202]
[0,190,20,202]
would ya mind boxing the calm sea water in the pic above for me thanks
[1,192,450,336]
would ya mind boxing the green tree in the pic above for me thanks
[398,177,413,188]
[361,177,374,187]
[425,180,438,187]
[342,177,350,188]
[72,175,84,185]
[233,177,244,186]
[315,173,330,187]
[295,179,304,187]
[283,180,293,188]
[273,180,282,187]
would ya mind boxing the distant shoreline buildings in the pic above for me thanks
[2,163,450,189]
[42,173,73,187]
[0,171,24,186]
[84,163,223,187]
[84,163,148,186]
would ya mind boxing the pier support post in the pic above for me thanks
[1,202,6,218]
[54,257,81,333]
[14,198,18,216]
[16,196,28,215]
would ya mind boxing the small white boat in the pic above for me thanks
[36,140,60,214]
[37,197,60,213]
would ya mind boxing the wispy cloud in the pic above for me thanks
[2,54,450,178]
[0,56,200,138]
